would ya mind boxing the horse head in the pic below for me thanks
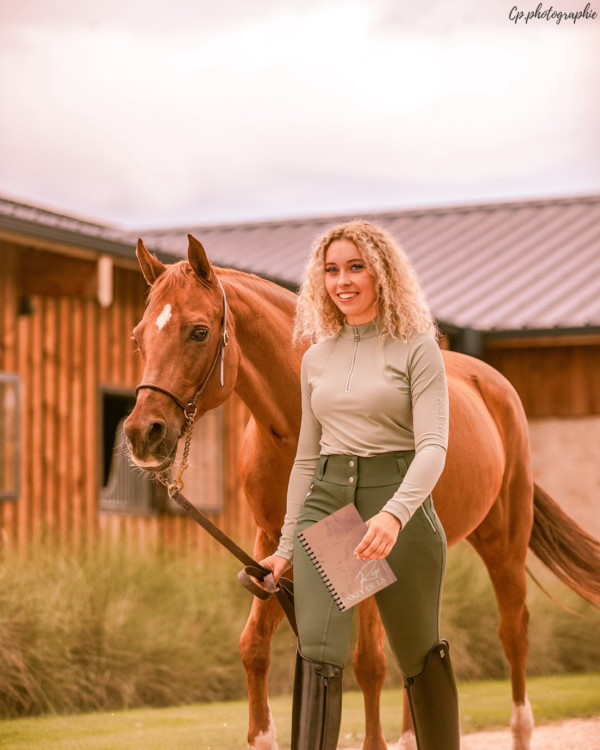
[124,235,240,472]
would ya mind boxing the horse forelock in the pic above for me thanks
[146,261,197,302]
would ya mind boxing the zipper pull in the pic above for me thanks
[353,326,360,342]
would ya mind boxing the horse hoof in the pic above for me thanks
[396,730,417,750]
[510,696,534,750]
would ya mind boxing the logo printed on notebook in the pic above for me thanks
[344,560,389,605]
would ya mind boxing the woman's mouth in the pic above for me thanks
[338,292,358,301]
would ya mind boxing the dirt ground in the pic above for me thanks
[460,717,600,750]
[348,717,600,749]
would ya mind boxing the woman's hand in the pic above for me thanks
[354,512,401,560]
[256,554,292,589]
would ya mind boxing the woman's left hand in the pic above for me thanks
[354,512,401,560]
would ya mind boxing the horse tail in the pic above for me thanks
[529,482,600,607]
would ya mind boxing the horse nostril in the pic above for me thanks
[147,420,167,447]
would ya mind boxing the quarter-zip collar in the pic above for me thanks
[340,317,380,340]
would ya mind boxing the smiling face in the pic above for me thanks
[324,238,378,325]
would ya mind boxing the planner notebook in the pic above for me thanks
[297,503,397,611]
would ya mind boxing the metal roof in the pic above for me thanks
[141,195,600,331]
[2,194,599,332]
[0,197,167,263]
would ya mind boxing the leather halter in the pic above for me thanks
[135,278,229,414]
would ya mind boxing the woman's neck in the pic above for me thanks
[345,310,378,326]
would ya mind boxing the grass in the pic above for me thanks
[0,540,599,717]
[1,672,599,749]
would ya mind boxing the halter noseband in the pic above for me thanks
[135,278,229,415]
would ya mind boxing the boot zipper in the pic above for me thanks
[422,505,437,533]
[344,326,360,395]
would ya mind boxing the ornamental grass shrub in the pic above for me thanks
[0,540,599,717]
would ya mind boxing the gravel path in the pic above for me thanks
[346,717,600,749]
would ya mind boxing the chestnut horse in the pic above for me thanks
[124,236,600,750]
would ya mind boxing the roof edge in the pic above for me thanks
[139,192,600,235]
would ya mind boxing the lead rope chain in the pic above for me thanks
[155,405,197,498]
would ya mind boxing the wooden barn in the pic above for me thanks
[0,199,256,554]
[1,193,599,553]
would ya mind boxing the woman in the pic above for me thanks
[259,220,460,750]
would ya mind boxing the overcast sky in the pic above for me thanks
[1,0,599,228]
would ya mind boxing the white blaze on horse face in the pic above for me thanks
[155,304,172,330]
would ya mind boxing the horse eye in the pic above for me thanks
[191,327,209,341]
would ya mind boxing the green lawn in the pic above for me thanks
[2,673,599,750]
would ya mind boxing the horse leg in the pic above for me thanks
[354,598,388,750]
[239,530,286,750]
[471,506,534,750]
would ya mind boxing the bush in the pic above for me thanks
[0,540,599,717]
[0,545,253,717]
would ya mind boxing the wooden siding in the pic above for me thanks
[0,241,256,555]
[485,345,600,418]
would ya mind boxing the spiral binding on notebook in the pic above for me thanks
[298,532,346,611]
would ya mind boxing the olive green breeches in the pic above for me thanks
[293,451,446,679]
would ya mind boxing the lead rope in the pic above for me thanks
[152,416,297,635]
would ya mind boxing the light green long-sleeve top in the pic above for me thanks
[275,317,449,563]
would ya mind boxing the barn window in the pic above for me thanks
[98,386,225,515]
[99,387,155,514]
[0,373,20,501]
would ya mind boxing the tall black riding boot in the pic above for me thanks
[403,639,460,750]
[291,645,344,750]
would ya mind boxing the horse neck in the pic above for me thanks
[224,274,304,443]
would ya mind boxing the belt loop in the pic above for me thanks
[315,455,328,480]
[395,451,408,476]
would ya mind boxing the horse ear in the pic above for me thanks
[187,234,213,285]
[136,239,166,285]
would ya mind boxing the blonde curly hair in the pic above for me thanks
[293,220,438,345]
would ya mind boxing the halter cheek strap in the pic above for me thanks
[135,278,229,414]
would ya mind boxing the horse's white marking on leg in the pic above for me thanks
[250,704,278,750]
[510,696,534,750]
[155,304,172,330]
[397,729,417,750]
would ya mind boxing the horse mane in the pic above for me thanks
[147,260,296,312]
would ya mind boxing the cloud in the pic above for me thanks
[0,0,598,225]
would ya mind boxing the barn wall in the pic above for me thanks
[485,344,600,417]
[0,240,257,555]
[485,342,600,539]
[528,416,600,539]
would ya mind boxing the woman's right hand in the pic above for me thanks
[258,554,292,586]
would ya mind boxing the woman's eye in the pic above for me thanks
[325,266,338,273]
[191,327,209,341]
[351,263,364,271]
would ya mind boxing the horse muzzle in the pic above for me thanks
[123,410,180,472]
